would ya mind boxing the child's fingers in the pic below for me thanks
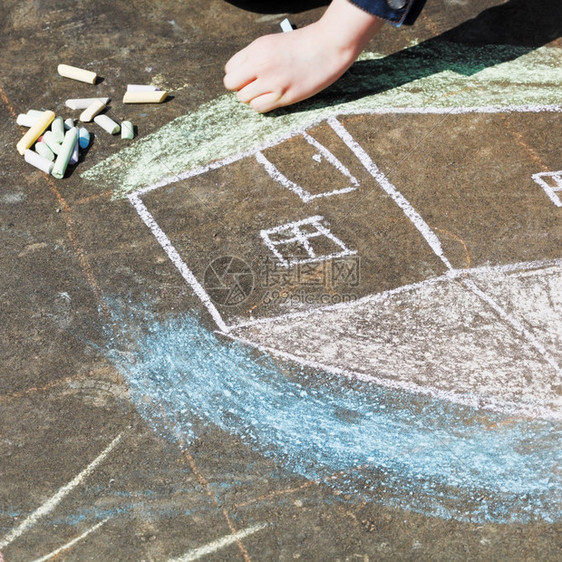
[249,92,283,113]
[224,49,248,75]
[236,79,273,104]
[223,64,256,92]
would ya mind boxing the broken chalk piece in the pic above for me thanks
[52,127,78,179]
[64,118,75,130]
[35,141,55,161]
[121,121,134,140]
[57,64,97,84]
[16,110,55,155]
[51,116,65,143]
[126,84,160,92]
[78,127,90,149]
[122,90,167,104]
[280,18,293,32]
[79,100,106,122]
[17,113,37,127]
[78,127,90,148]
[25,149,54,175]
[65,97,110,110]
[42,130,62,155]
[17,109,46,126]
[94,114,120,135]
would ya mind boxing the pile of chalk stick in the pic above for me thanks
[16,64,168,179]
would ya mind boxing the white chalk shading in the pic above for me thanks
[327,117,452,270]
[462,277,561,376]
[228,260,562,420]
[255,131,359,202]
[0,433,123,550]
[29,517,110,562]
[260,216,357,268]
[226,329,560,421]
[532,170,562,207]
[168,523,267,562]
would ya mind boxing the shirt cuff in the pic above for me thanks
[347,0,427,26]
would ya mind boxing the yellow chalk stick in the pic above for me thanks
[57,64,97,84]
[79,100,106,122]
[122,90,168,104]
[16,110,55,155]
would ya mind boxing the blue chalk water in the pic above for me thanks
[105,304,561,524]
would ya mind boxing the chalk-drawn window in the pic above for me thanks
[532,171,562,208]
[260,216,356,268]
[255,131,359,202]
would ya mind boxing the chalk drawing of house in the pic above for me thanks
[130,110,562,422]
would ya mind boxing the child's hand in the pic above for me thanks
[224,23,354,112]
[224,0,383,113]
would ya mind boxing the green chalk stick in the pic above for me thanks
[51,116,65,143]
[121,120,134,140]
[35,141,55,161]
[51,127,77,179]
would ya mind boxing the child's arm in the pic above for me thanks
[223,0,384,113]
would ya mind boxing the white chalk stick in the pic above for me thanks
[25,149,54,175]
[94,114,120,135]
[280,18,293,32]
[51,116,65,143]
[126,84,160,92]
[64,118,75,130]
[78,127,90,149]
[18,109,46,126]
[122,90,167,104]
[65,97,110,110]
[121,121,134,140]
[79,100,106,122]
[16,110,55,155]
[57,64,97,84]
[35,141,55,161]
[17,113,37,127]
[52,128,78,179]
[41,131,62,155]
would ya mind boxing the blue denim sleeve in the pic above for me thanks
[348,0,427,26]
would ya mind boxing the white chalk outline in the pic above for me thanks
[168,523,267,562]
[260,215,357,267]
[0,433,123,551]
[256,131,359,202]
[30,517,111,562]
[327,117,452,269]
[532,170,562,207]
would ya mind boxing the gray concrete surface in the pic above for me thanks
[1,0,561,560]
